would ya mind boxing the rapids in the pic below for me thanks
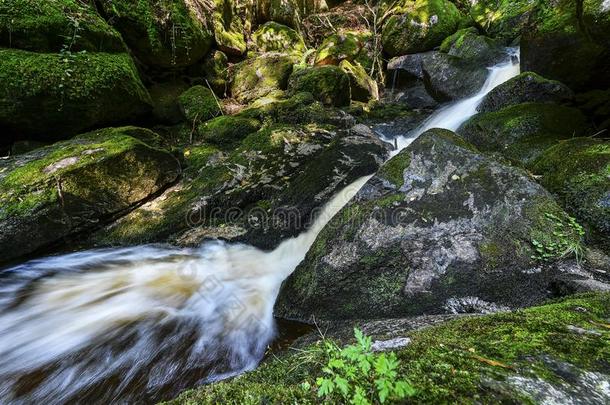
[0,49,520,404]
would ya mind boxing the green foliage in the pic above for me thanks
[316,328,415,404]
[531,213,585,262]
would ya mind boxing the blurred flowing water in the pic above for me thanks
[0,49,520,404]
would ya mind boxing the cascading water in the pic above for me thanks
[387,48,521,153]
[0,49,520,404]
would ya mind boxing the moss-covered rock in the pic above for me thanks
[382,0,462,57]
[189,50,229,96]
[469,0,538,42]
[256,0,330,29]
[91,123,387,250]
[213,0,247,56]
[339,60,378,102]
[230,54,295,103]
[0,127,180,263]
[178,86,222,125]
[149,81,190,124]
[0,0,125,53]
[478,72,574,113]
[240,92,356,128]
[252,22,306,54]
[197,115,261,149]
[288,66,351,106]
[0,49,152,144]
[532,138,610,251]
[521,0,610,91]
[175,293,610,404]
[315,32,371,69]
[99,0,213,68]
[439,27,504,65]
[276,129,585,321]
[459,103,589,166]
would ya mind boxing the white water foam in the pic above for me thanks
[0,49,520,404]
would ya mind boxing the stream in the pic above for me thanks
[0,50,520,404]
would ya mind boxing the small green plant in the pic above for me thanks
[531,213,585,263]
[315,328,415,404]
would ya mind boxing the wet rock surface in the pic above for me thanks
[275,129,589,321]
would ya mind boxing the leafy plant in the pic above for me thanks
[315,328,415,404]
[531,213,585,263]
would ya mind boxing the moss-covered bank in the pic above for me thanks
[170,293,610,404]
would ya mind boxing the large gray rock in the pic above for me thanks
[478,72,574,113]
[275,129,585,321]
[422,52,489,101]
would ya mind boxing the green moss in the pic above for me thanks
[0,48,151,140]
[149,81,190,124]
[338,60,378,102]
[170,293,610,404]
[315,32,372,69]
[253,21,306,54]
[469,0,538,41]
[459,103,589,166]
[382,0,462,56]
[178,86,221,125]
[213,0,246,56]
[230,54,295,103]
[532,138,610,250]
[99,0,212,68]
[378,154,411,188]
[0,0,125,52]
[197,116,261,149]
[288,66,351,106]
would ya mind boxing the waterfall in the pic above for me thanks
[0,49,520,403]
[389,48,520,154]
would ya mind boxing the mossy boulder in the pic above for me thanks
[178,86,222,125]
[213,0,247,56]
[315,32,372,69]
[339,60,378,102]
[241,92,356,128]
[288,66,351,106]
[421,51,488,101]
[469,0,538,42]
[458,103,589,166]
[230,54,295,103]
[252,22,306,54]
[0,0,125,53]
[189,50,229,96]
[197,116,261,149]
[478,72,574,113]
[177,293,610,404]
[256,0,330,29]
[0,127,180,263]
[382,0,462,57]
[275,129,585,321]
[532,138,610,251]
[99,0,213,68]
[439,27,504,65]
[149,81,190,124]
[0,49,152,144]
[91,123,387,250]
[521,0,610,91]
